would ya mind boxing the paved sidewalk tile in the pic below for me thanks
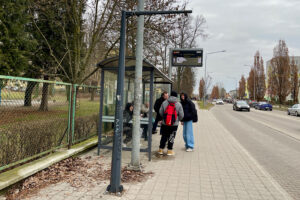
[7,105,293,200]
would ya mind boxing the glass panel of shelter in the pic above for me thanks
[101,71,152,149]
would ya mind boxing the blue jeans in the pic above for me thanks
[183,120,194,149]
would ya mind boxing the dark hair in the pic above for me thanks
[180,93,188,101]
[125,103,133,111]
[171,91,178,97]
[161,91,168,97]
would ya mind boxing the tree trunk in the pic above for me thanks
[90,80,98,101]
[24,82,37,107]
[39,76,49,111]
[91,88,95,101]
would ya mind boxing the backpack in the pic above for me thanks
[163,102,177,126]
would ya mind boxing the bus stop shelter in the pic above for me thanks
[96,56,173,161]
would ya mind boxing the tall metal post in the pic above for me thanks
[203,54,207,106]
[148,70,154,161]
[142,83,146,103]
[107,10,126,194]
[254,67,256,101]
[168,48,173,93]
[97,70,105,155]
[68,85,74,149]
[131,0,145,169]
[126,78,130,103]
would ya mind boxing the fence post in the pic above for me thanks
[68,85,75,149]
[72,84,77,144]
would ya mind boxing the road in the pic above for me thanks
[211,104,300,199]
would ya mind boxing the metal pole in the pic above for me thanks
[131,0,145,169]
[142,83,145,104]
[254,67,256,101]
[148,69,154,161]
[203,54,207,106]
[107,10,126,194]
[97,70,105,156]
[126,78,130,103]
[168,48,172,93]
[68,85,74,149]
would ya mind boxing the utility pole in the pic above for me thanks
[131,0,145,170]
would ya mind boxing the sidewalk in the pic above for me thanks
[5,106,292,200]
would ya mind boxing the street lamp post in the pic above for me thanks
[203,50,226,106]
[107,9,192,194]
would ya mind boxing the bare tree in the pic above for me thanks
[254,51,266,101]
[199,78,205,99]
[270,40,291,104]
[239,75,246,99]
[290,56,299,103]
[247,68,254,100]
[180,67,195,97]
[167,6,207,93]
[210,85,219,99]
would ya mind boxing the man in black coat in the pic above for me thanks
[152,91,168,134]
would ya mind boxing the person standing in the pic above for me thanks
[152,91,168,134]
[180,93,198,152]
[158,91,184,156]
[140,103,149,140]
[123,103,134,146]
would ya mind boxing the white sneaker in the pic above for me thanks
[186,148,193,152]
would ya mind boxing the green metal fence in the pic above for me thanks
[0,75,100,171]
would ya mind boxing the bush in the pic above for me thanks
[74,114,98,142]
[0,119,68,167]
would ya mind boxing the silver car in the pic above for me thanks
[287,104,300,116]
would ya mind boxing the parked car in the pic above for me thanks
[216,99,224,105]
[287,104,300,116]
[233,100,250,111]
[250,102,258,108]
[255,102,272,111]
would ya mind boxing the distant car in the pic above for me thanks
[287,104,300,116]
[250,101,258,108]
[255,102,272,111]
[216,99,224,105]
[233,100,250,111]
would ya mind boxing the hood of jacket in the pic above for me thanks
[180,93,189,104]
[168,96,178,103]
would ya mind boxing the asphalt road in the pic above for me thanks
[211,104,300,199]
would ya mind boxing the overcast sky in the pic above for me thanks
[189,0,300,93]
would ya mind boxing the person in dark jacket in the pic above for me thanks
[180,93,197,152]
[152,91,168,134]
[123,103,134,146]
